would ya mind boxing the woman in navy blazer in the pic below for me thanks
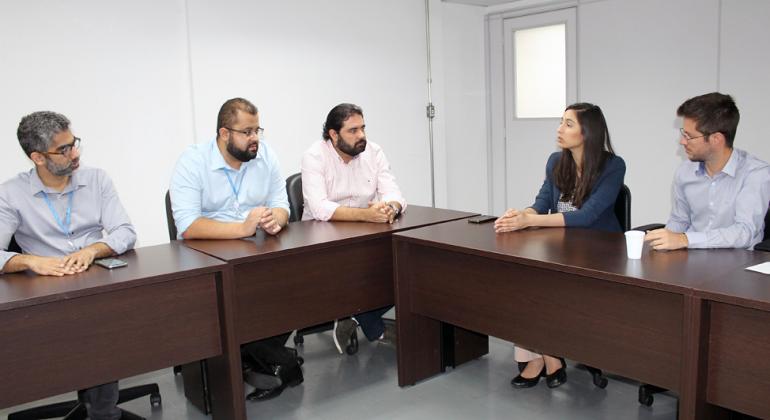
[494,103,626,389]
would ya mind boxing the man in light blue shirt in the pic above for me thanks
[170,98,300,402]
[170,98,289,239]
[646,92,770,250]
[0,111,136,420]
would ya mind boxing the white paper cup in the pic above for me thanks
[624,230,645,259]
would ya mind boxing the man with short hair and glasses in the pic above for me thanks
[0,111,137,419]
[170,97,288,239]
[645,92,770,250]
[170,97,299,401]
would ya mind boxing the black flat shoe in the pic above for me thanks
[247,384,286,401]
[546,358,567,389]
[511,365,545,389]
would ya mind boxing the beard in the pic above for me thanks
[227,135,259,162]
[45,157,78,176]
[337,138,367,157]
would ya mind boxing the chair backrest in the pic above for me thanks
[764,204,770,241]
[614,184,631,232]
[7,235,22,253]
[165,190,178,241]
[286,173,303,223]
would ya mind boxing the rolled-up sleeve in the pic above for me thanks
[94,170,136,254]
[374,147,406,211]
[265,148,290,215]
[301,149,339,221]
[0,191,20,272]
[170,149,205,238]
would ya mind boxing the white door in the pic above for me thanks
[487,8,577,213]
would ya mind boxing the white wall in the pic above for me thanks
[431,1,489,214]
[461,0,770,225]
[185,0,432,208]
[2,0,768,248]
[719,0,770,162]
[0,0,195,247]
[578,0,720,224]
[0,0,433,247]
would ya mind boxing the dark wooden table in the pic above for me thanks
[182,205,477,417]
[0,242,241,419]
[688,251,770,418]
[393,220,769,420]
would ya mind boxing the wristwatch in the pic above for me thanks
[387,203,401,215]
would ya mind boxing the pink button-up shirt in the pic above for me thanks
[300,140,406,221]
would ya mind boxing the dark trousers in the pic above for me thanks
[79,381,121,420]
[241,331,292,364]
[354,305,392,341]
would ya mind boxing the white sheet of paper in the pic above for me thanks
[746,261,770,274]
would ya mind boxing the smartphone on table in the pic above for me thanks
[94,258,128,269]
[467,215,497,224]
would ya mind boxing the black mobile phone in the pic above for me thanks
[467,215,496,224]
[94,258,128,269]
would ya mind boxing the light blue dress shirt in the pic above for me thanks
[0,166,137,272]
[169,138,289,238]
[666,148,770,249]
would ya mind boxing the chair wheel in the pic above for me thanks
[150,393,162,407]
[294,334,304,345]
[638,389,653,406]
[593,375,608,389]
[346,332,359,355]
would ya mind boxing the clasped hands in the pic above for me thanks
[26,247,98,276]
[494,208,533,233]
[243,207,283,236]
[367,201,400,224]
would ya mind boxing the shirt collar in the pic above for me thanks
[28,167,85,195]
[209,138,263,172]
[694,149,739,178]
[324,139,361,164]
[721,149,738,177]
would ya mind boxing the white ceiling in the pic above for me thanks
[442,0,521,6]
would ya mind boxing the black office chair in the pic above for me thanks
[584,184,631,389]
[285,173,360,355]
[635,204,770,407]
[165,190,177,241]
[6,237,161,420]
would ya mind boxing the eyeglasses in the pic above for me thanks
[43,137,81,156]
[679,128,709,142]
[226,127,264,138]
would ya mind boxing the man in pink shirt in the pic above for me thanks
[301,103,406,353]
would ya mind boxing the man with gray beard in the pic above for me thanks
[0,111,137,419]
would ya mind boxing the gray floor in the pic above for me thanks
[2,332,678,420]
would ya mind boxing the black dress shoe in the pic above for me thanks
[546,358,567,389]
[246,385,286,401]
[511,365,545,389]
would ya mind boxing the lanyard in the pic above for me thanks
[41,190,74,239]
[224,167,247,214]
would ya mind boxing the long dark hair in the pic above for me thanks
[554,103,615,208]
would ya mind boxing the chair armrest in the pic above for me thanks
[632,223,665,232]
[755,239,770,252]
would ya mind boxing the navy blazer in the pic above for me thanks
[531,151,626,232]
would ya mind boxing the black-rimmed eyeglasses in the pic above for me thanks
[226,127,264,138]
[43,137,81,156]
